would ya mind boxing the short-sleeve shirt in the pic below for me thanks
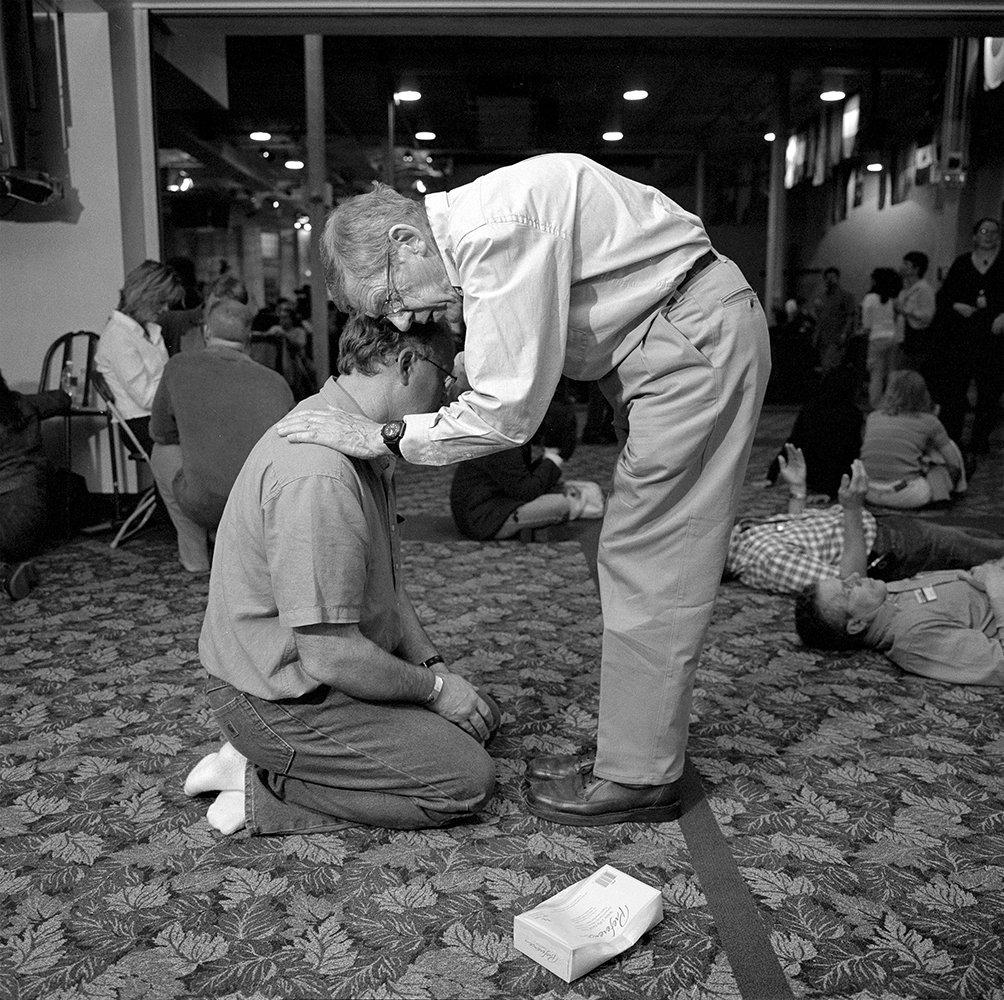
[866,570,1004,685]
[860,411,951,481]
[199,378,403,700]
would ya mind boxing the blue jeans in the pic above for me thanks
[206,677,495,834]
[871,516,1004,581]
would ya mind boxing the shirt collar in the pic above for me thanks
[423,191,461,288]
[319,377,394,475]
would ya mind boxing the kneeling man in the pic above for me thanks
[184,316,498,834]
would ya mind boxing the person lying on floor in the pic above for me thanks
[793,560,1004,686]
[184,315,499,835]
[449,387,604,540]
[724,445,1004,595]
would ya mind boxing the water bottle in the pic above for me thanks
[60,360,73,396]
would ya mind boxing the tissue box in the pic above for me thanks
[513,864,663,982]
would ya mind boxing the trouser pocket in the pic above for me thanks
[207,682,295,776]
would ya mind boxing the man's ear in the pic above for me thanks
[846,617,868,635]
[395,346,418,385]
[389,224,429,256]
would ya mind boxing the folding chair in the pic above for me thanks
[38,330,101,404]
[90,370,159,548]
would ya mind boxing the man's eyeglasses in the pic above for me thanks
[419,355,456,394]
[383,249,407,319]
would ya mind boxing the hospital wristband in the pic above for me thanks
[424,673,444,705]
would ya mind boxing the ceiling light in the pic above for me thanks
[394,90,421,102]
[415,131,436,141]
[179,174,194,192]
[820,90,846,102]
[602,131,624,142]
[865,161,883,172]
[764,131,776,142]
[285,160,304,170]
[262,151,270,159]
[249,131,271,141]
[272,200,279,208]
[415,179,427,193]
[623,89,648,101]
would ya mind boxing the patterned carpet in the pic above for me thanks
[1,406,1002,1000]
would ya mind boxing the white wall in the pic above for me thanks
[0,7,125,394]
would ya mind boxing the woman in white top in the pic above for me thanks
[95,260,185,452]
[861,266,903,409]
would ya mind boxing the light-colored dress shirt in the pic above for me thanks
[403,153,711,466]
[95,309,168,420]
[896,278,936,332]
[866,570,1004,685]
[726,506,879,595]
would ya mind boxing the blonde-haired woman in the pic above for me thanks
[95,260,185,452]
[860,369,965,509]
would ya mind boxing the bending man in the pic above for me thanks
[277,153,770,826]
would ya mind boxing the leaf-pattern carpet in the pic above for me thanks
[1,406,1002,1000]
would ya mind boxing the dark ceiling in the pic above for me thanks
[153,21,953,207]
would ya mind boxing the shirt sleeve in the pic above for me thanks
[264,472,370,629]
[401,221,573,467]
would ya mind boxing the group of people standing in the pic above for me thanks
[812,216,1003,465]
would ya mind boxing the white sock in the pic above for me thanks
[206,790,246,835]
[183,741,247,797]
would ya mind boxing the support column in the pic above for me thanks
[385,95,396,186]
[764,68,789,317]
[305,34,330,381]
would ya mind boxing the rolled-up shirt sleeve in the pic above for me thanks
[400,222,572,467]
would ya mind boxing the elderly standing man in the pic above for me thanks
[276,152,770,826]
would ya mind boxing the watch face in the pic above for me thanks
[383,420,405,443]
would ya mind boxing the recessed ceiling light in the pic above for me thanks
[764,132,776,142]
[395,90,421,102]
[865,161,883,172]
[250,131,271,141]
[285,160,304,170]
[820,89,846,102]
[415,131,436,141]
[272,200,279,208]
[602,131,624,142]
[623,90,648,101]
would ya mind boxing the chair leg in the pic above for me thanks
[109,486,158,549]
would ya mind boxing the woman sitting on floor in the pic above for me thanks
[860,369,965,509]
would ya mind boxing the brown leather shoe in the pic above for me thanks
[526,771,682,826]
[526,752,596,782]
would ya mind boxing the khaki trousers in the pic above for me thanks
[594,257,770,785]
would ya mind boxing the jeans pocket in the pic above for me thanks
[212,692,295,776]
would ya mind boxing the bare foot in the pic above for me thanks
[183,742,247,797]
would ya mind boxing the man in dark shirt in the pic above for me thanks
[812,267,857,373]
[149,297,294,572]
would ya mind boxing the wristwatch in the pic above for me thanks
[381,419,406,457]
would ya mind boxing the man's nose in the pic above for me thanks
[388,312,414,332]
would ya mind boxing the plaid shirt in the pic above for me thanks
[725,505,878,595]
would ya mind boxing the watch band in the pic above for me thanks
[419,654,444,670]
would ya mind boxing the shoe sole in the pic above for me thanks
[6,562,39,601]
[526,799,682,826]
